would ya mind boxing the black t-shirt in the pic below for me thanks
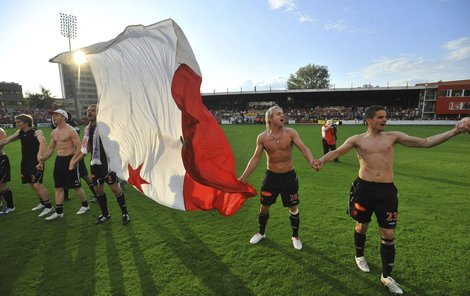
[19,128,40,165]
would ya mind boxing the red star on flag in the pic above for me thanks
[127,163,149,193]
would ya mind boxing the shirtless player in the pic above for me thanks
[39,109,89,221]
[239,105,316,250]
[313,105,465,294]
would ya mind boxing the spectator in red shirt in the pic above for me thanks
[321,120,339,162]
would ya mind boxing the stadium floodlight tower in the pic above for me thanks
[60,13,77,51]
[59,13,81,120]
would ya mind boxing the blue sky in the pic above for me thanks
[0,0,469,98]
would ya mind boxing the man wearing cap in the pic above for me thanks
[52,111,97,203]
[39,109,90,221]
[321,119,339,162]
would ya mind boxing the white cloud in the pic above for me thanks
[255,76,288,90]
[297,13,313,23]
[268,0,296,11]
[323,19,363,33]
[324,19,349,32]
[356,56,428,79]
[267,0,313,23]
[444,37,470,61]
[347,46,470,87]
[240,77,288,91]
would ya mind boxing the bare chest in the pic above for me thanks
[53,130,70,144]
[356,138,394,155]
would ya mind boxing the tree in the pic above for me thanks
[24,86,56,109]
[287,63,330,90]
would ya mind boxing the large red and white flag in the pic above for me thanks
[50,19,256,216]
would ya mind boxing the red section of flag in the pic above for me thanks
[171,64,257,216]
[127,163,150,193]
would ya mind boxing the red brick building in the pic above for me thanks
[417,79,470,118]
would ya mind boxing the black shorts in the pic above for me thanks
[260,170,299,207]
[21,162,44,184]
[53,155,81,189]
[91,164,118,186]
[0,155,11,183]
[78,159,89,177]
[348,177,398,229]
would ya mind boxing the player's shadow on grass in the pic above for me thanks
[102,225,127,294]
[149,209,255,296]
[39,217,99,294]
[262,239,370,295]
[126,225,159,295]
[395,171,469,187]
[0,214,46,295]
[74,217,101,294]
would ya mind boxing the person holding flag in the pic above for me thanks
[71,104,130,225]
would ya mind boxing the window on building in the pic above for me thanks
[464,89,470,97]
[449,102,470,110]
[425,89,436,100]
[453,89,463,97]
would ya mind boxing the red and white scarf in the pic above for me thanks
[81,123,102,165]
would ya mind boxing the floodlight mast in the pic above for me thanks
[59,13,81,120]
[60,13,77,51]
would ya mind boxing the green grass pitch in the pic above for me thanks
[0,125,468,295]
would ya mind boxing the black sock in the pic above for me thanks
[380,243,395,277]
[354,231,366,257]
[43,200,53,209]
[56,204,63,214]
[258,212,269,235]
[116,192,128,215]
[290,212,300,237]
[97,194,109,216]
[81,200,89,207]
[2,189,13,208]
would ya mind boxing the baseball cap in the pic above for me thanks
[52,109,69,119]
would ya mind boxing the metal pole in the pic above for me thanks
[60,13,80,120]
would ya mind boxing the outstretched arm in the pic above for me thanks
[314,136,356,171]
[238,134,264,184]
[394,127,461,148]
[0,129,20,146]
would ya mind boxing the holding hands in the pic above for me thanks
[36,161,44,171]
[311,159,323,172]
